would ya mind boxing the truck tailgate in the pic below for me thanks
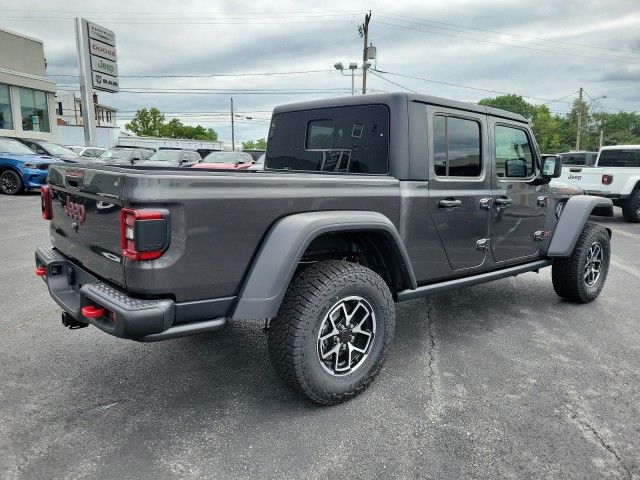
[47,164,126,287]
[558,166,603,193]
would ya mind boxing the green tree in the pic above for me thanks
[125,108,218,141]
[478,94,536,119]
[125,108,165,137]
[242,138,267,150]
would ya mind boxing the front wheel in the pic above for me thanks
[552,222,610,303]
[268,260,395,405]
[0,170,24,195]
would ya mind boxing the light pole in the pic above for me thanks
[334,62,371,96]
[230,97,252,150]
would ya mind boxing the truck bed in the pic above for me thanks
[46,163,401,302]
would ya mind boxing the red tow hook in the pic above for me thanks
[36,266,46,277]
[82,305,106,319]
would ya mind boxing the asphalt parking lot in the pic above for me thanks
[1,193,639,479]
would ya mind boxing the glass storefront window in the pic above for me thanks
[20,87,50,133]
[0,83,13,130]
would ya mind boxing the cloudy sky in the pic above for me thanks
[2,0,639,143]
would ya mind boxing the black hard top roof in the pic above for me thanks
[273,92,528,123]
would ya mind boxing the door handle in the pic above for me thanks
[494,197,513,207]
[438,199,462,209]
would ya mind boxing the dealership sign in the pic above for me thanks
[86,21,118,92]
[90,55,118,77]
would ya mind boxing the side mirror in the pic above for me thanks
[541,155,562,179]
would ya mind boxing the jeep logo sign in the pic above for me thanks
[64,196,87,225]
[90,55,118,77]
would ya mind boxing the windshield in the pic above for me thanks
[203,151,253,163]
[255,153,265,165]
[40,142,79,157]
[100,148,133,161]
[148,150,182,162]
[0,138,37,155]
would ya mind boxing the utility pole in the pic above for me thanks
[599,128,604,149]
[360,11,371,95]
[230,97,235,151]
[575,87,583,150]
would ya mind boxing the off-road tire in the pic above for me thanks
[552,222,610,303]
[0,170,24,195]
[621,189,640,223]
[267,260,395,405]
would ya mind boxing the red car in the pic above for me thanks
[192,151,255,170]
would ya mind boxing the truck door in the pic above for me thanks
[488,120,547,263]
[427,107,491,270]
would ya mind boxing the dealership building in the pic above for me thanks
[0,27,59,140]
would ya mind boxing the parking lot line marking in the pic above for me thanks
[611,257,640,280]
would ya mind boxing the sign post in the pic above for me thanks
[74,18,119,146]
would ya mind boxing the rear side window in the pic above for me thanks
[495,125,535,178]
[266,105,389,174]
[432,115,481,177]
[598,149,640,167]
[561,154,585,166]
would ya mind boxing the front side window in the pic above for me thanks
[0,83,13,130]
[432,115,481,177]
[598,149,640,168]
[20,88,50,133]
[267,104,389,174]
[495,125,534,178]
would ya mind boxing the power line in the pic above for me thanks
[368,70,418,93]
[375,19,640,66]
[47,69,335,78]
[377,11,640,60]
[370,69,576,104]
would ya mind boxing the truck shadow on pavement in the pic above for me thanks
[78,274,566,412]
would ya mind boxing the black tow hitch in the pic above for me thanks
[61,312,89,330]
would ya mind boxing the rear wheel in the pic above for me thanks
[621,189,640,223]
[267,260,395,405]
[0,170,24,195]
[552,222,610,303]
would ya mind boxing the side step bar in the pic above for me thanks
[396,259,553,302]
[138,317,228,342]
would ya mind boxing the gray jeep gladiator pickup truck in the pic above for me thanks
[36,93,613,405]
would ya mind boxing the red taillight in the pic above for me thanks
[35,266,46,276]
[602,174,613,185]
[119,208,167,261]
[82,305,106,318]
[41,185,52,220]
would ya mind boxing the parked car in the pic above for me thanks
[36,93,612,405]
[139,148,202,167]
[242,149,266,161]
[66,146,107,158]
[557,151,598,167]
[0,137,63,195]
[192,151,255,170]
[555,145,640,222]
[9,137,80,163]
[247,152,265,171]
[98,147,155,164]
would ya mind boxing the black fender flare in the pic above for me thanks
[231,211,417,320]
[546,195,613,257]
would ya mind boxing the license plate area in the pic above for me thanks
[43,260,99,316]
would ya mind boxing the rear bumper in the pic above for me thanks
[35,246,228,341]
